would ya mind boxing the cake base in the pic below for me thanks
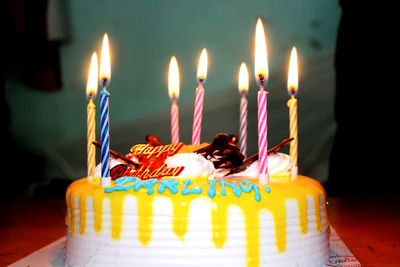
[65,176,330,267]
[8,227,361,267]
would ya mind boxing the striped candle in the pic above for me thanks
[86,52,98,181]
[287,46,299,180]
[192,82,204,145]
[87,97,96,180]
[239,94,248,157]
[257,87,268,184]
[254,18,269,185]
[99,33,111,187]
[170,99,180,144]
[238,63,249,157]
[100,88,110,183]
[192,48,208,145]
[168,56,180,144]
[288,96,298,179]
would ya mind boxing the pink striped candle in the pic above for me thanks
[254,18,269,185]
[192,48,208,145]
[192,81,204,145]
[257,86,268,184]
[168,56,180,144]
[170,98,179,144]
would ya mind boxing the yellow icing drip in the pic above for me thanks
[137,194,154,245]
[297,195,309,234]
[69,191,76,235]
[243,204,260,266]
[172,195,191,239]
[266,191,287,253]
[79,194,87,234]
[92,187,104,233]
[314,194,322,232]
[211,200,228,248]
[109,192,125,239]
[66,175,328,267]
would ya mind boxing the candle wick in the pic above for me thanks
[290,88,296,97]
[258,74,265,89]
[102,78,108,87]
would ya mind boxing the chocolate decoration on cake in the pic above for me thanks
[93,140,139,168]
[195,133,245,169]
[145,134,163,146]
[110,164,128,180]
[227,137,294,175]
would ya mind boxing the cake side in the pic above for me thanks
[65,176,329,267]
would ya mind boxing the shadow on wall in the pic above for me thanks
[40,51,335,193]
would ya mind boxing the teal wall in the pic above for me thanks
[6,0,340,151]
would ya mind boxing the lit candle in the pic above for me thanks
[238,63,249,157]
[99,33,111,187]
[287,46,299,180]
[192,48,208,145]
[86,52,98,181]
[254,18,269,185]
[168,56,180,144]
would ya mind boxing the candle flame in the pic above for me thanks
[197,48,208,81]
[254,18,269,83]
[99,33,111,86]
[287,46,298,95]
[168,56,180,99]
[86,52,98,97]
[238,63,249,93]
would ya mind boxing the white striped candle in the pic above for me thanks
[238,63,249,157]
[287,46,299,180]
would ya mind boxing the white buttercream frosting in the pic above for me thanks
[165,153,216,179]
[94,158,124,177]
[65,192,329,267]
[227,153,291,178]
[94,152,291,179]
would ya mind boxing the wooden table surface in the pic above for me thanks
[1,197,399,267]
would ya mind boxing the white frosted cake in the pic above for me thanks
[65,135,329,267]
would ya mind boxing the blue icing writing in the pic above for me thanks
[133,178,158,195]
[182,179,202,195]
[265,186,271,193]
[207,179,217,198]
[220,180,241,197]
[240,180,261,202]
[104,176,139,193]
[158,179,179,194]
[115,176,138,184]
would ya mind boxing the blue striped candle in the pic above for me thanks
[100,87,111,186]
[99,33,111,187]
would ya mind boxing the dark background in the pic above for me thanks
[2,0,395,203]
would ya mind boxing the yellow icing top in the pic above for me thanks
[66,175,328,267]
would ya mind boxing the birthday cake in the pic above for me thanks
[65,134,329,267]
